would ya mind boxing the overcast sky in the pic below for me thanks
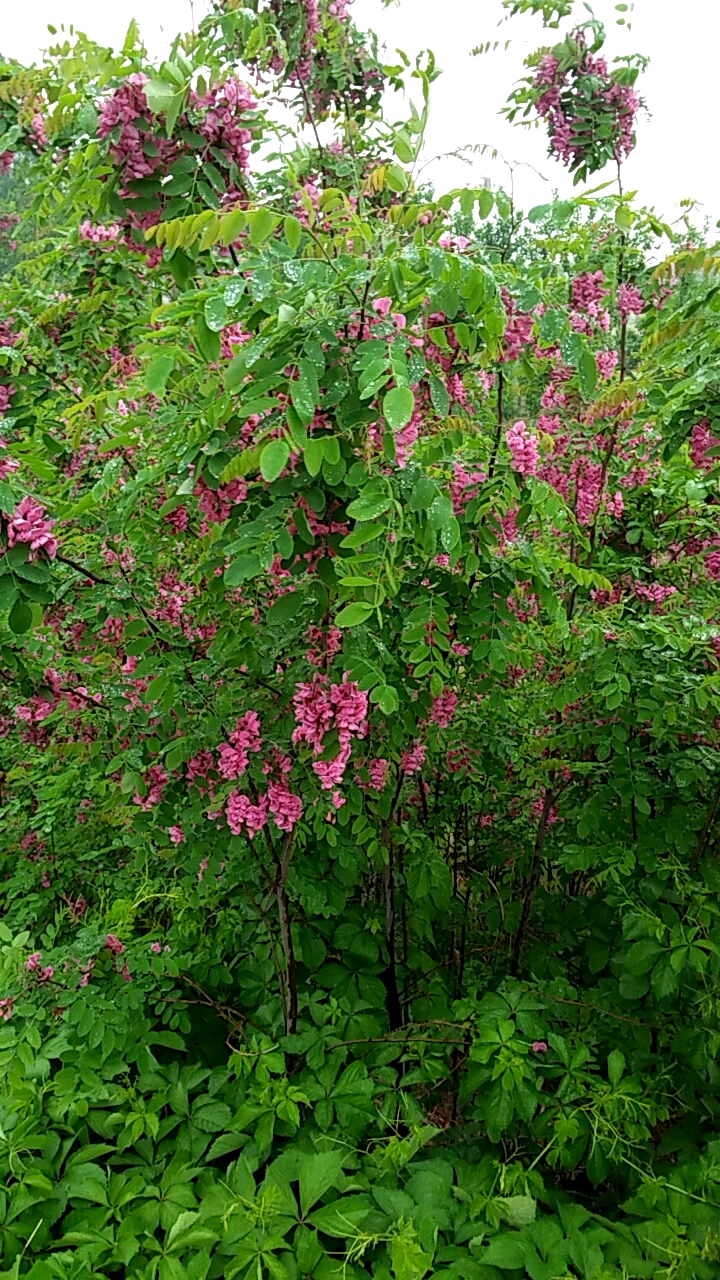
[3,0,718,225]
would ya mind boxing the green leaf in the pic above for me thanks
[146,354,175,397]
[260,439,290,482]
[145,78,177,114]
[248,208,281,247]
[409,477,437,512]
[428,373,449,418]
[578,347,597,398]
[267,591,305,624]
[482,1234,529,1269]
[0,481,16,514]
[8,598,32,634]
[300,1152,345,1217]
[195,316,221,362]
[0,576,18,612]
[307,1195,373,1235]
[226,354,249,390]
[225,554,261,586]
[336,602,374,627]
[204,296,228,332]
[192,1101,232,1132]
[284,215,303,251]
[383,386,415,431]
[615,203,635,230]
[501,1195,536,1227]
[304,439,324,477]
[346,493,391,521]
[607,1048,625,1084]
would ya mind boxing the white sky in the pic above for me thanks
[3,0,718,226]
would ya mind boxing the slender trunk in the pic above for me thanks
[277,881,298,1035]
[382,835,403,1030]
[488,369,505,477]
[510,789,554,976]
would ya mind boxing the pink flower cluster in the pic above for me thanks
[193,77,256,175]
[365,757,390,791]
[133,764,168,811]
[292,672,368,791]
[195,476,247,524]
[570,271,611,335]
[617,283,644,322]
[690,420,720,472]
[634,582,677,606]
[227,791,269,839]
[218,710,263,780]
[438,232,472,252]
[450,463,486,515]
[25,952,54,981]
[533,34,640,169]
[429,690,459,728]
[500,289,535,362]
[79,220,120,245]
[6,496,58,559]
[400,741,426,776]
[506,420,539,477]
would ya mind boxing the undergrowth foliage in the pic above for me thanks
[0,1,720,1277]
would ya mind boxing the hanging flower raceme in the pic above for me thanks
[508,27,644,180]
[5,496,58,559]
[506,420,539,477]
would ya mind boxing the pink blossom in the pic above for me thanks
[366,758,390,791]
[106,934,125,955]
[313,743,351,790]
[133,765,168,811]
[605,491,624,519]
[690,420,720,472]
[596,349,619,380]
[372,297,392,316]
[168,826,185,844]
[634,582,678,605]
[506,420,539,477]
[617,282,644,322]
[401,741,426,775]
[430,690,458,728]
[500,289,535,362]
[532,1041,548,1053]
[6,496,58,558]
[25,952,43,972]
[150,941,162,954]
[217,710,262,780]
[572,271,607,314]
[267,780,303,831]
[226,790,268,838]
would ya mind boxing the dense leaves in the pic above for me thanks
[0,2,720,1278]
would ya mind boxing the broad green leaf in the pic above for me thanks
[299,1152,345,1216]
[248,208,281,246]
[260,439,290,482]
[284,215,303,250]
[146,353,175,396]
[336,602,374,627]
[8,598,32,634]
[204,296,228,332]
[267,591,305,624]
[225,555,261,586]
[383,386,415,431]
[428,373,449,418]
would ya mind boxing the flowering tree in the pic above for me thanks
[0,2,719,1277]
